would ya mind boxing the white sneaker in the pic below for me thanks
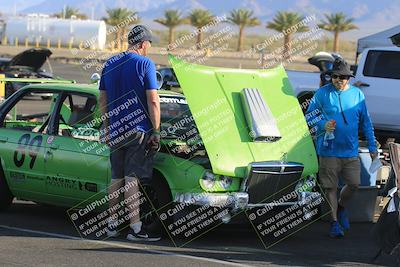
[126,227,160,242]
[106,220,119,238]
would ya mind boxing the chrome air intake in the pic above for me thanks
[240,88,281,142]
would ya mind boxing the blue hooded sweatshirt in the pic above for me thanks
[306,83,377,158]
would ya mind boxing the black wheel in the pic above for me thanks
[0,169,14,211]
[141,171,173,235]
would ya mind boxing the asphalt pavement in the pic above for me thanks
[50,59,97,84]
[0,200,398,267]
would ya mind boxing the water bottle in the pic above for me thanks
[323,120,336,149]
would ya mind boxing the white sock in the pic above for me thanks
[130,221,142,234]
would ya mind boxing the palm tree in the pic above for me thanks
[103,8,139,50]
[154,9,187,48]
[318,12,358,52]
[54,6,87,19]
[188,9,214,49]
[226,9,260,52]
[267,11,308,60]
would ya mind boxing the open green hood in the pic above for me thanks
[169,55,318,178]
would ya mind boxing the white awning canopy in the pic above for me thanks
[357,25,400,55]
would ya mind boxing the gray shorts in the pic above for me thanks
[110,132,154,185]
[318,156,361,189]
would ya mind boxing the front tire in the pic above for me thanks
[0,169,14,211]
[141,171,173,235]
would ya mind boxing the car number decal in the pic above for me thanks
[13,134,43,169]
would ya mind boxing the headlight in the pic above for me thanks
[200,170,216,189]
[219,176,233,189]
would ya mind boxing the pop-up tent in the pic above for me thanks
[357,25,400,56]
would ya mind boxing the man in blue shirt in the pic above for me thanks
[306,59,378,238]
[99,25,161,241]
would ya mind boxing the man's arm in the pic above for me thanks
[146,89,160,145]
[305,91,327,132]
[143,59,161,145]
[360,99,378,158]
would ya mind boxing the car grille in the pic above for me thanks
[244,161,304,204]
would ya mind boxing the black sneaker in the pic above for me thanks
[126,227,161,242]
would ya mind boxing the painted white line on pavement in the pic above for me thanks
[0,224,253,267]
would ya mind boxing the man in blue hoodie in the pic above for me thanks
[306,59,378,238]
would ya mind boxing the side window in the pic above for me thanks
[56,93,99,141]
[3,91,58,133]
[363,50,400,79]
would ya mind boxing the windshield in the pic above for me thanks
[160,96,196,138]
[160,95,204,157]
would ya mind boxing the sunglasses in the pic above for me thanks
[331,74,350,80]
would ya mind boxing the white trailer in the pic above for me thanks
[4,14,107,50]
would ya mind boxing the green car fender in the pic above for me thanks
[153,152,204,197]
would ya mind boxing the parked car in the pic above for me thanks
[353,47,400,134]
[0,57,319,235]
[0,48,67,99]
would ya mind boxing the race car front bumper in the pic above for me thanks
[174,191,321,211]
[174,192,249,211]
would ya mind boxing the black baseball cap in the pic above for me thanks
[128,25,153,45]
[330,58,354,77]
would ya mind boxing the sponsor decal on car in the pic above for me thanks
[46,136,54,144]
[160,97,187,104]
[10,171,26,183]
[46,176,78,190]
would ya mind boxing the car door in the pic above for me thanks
[44,91,110,207]
[355,49,400,131]
[0,88,59,202]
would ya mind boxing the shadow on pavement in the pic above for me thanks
[0,201,398,266]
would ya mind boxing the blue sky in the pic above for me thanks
[0,0,399,40]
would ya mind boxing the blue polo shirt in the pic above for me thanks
[99,52,158,141]
[306,83,377,157]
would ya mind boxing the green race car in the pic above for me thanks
[0,56,319,235]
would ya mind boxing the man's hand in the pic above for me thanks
[324,120,336,132]
[100,127,110,146]
[147,132,160,149]
[370,152,378,160]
